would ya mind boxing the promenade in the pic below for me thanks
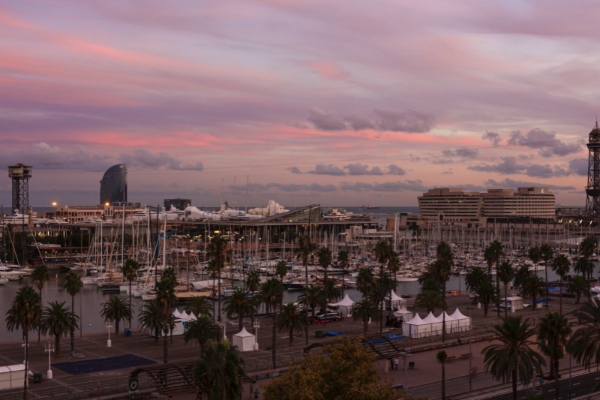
[0,292,588,400]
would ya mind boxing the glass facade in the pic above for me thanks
[99,164,127,205]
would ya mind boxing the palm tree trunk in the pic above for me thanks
[364,318,368,335]
[23,331,28,400]
[511,368,517,400]
[304,258,309,345]
[441,361,446,400]
[129,280,132,331]
[554,358,559,400]
[163,329,168,364]
[218,268,222,322]
[442,281,446,342]
[70,295,75,358]
[504,286,508,319]
[38,288,42,344]
[532,293,536,310]
[545,262,549,310]
[496,264,500,317]
[55,333,60,358]
[379,266,383,334]
[116,319,120,335]
[289,327,293,346]
[559,277,563,315]
[272,311,277,369]
[239,314,243,332]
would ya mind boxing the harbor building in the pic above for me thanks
[100,164,127,205]
[164,198,191,209]
[417,187,556,222]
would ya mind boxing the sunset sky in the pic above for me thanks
[1,1,598,208]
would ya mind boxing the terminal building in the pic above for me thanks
[417,187,556,223]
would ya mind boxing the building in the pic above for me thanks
[54,203,142,223]
[417,187,555,222]
[100,164,127,205]
[164,198,191,210]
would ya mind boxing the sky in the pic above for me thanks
[0,0,599,208]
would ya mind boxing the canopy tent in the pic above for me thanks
[393,308,413,322]
[402,313,432,338]
[450,308,471,331]
[386,291,407,310]
[422,312,443,336]
[438,311,460,333]
[329,294,355,317]
[232,327,255,352]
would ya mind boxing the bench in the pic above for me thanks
[445,356,457,362]
[460,353,472,360]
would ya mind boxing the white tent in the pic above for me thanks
[393,308,413,322]
[232,327,255,352]
[191,280,213,290]
[422,312,443,336]
[438,311,459,333]
[450,308,471,331]
[386,291,407,310]
[329,294,355,317]
[403,313,431,337]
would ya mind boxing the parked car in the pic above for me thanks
[314,312,342,323]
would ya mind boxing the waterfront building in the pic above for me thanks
[164,198,191,209]
[418,188,483,222]
[100,164,127,205]
[54,203,142,223]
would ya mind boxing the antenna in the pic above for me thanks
[245,175,249,213]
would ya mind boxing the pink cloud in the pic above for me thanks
[306,61,349,81]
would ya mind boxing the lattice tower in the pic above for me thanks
[8,164,32,214]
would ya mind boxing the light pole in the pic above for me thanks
[468,300,473,391]
[253,320,260,350]
[45,342,55,379]
[105,321,113,347]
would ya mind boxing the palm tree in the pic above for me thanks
[223,287,256,332]
[277,302,307,346]
[551,254,570,314]
[193,339,246,400]
[413,286,444,314]
[296,235,316,345]
[482,316,545,400]
[476,276,496,317]
[465,267,487,295]
[245,270,261,293]
[5,285,41,400]
[317,246,332,301]
[275,260,288,281]
[579,234,597,261]
[522,275,545,310]
[512,264,531,295]
[566,275,589,304]
[337,250,349,296]
[31,264,50,343]
[436,350,447,400]
[185,296,214,317]
[484,240,504,317]
[63,270,82,358]
[569,298,600,368]
[184,314,220,352]
[261,277,283,369]
[352,298,378,335]
[540,243,554,310]
[538,312,571,400]
[356,267,376,299]
[100,296,131,335]
[122,258,139,331]
[156,269,177,364]
[528,246,542,269]
[138,299,164,344]
[433,241,453,342]
[497,261,514,318]
[39,301,77,358]
[373,240,392,333]
[297,284,323,324]
[209,235,228,323]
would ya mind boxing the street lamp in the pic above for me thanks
[253,320,260,350]
[106,321,113,347]
[45,342,55,379]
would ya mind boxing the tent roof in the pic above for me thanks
[422,312,440,324]
[438,311,455,321]
[387,291,402,301]
[173,309,183,319]
[394,308,412,315]
[406,313,425,325]
[450,308,469,320]
[234,327,254,338]
[330,294,355,307]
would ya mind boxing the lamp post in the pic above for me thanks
[45,342,55,379]
[106,321,113,347]
[468,300,473,391]
[253,320,260,350]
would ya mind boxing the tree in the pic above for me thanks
[5,285,41,400]
[262,338,396,400]
[261,277,283,369]
[100,296,131,335]
[579,236,597,302]
[540,243,554,310]
[245,270,261,293]
[437,350,447,400]
[522,274,545,310]
[63,270,82,358]
[465,267,487,295]
[352,298,379,335]
[476,276,497,317]
[497,261,514,318]
[184,314,220,352]
[297,284,323,324]
[122,258,139,331]
[296,235,316,345]
[138,299,164,344]
[337,250,350,296]
[551,254,570,314]
[566,275,589,304]
[322,275,342,304]
[528,247,542,269]
[39,301,77,358]
[193,339,246,400]
[156,268,177,364]
[484,240,504,317]
[317,246,332,304]
[568,298,600,368]
[31,264,50,343]
[185,296,214,318]
[433,241,453,342]
[373,240,393,333]
[223,287,256,332]
[276,260,288,282]
[413,285,444,314]
[356,267,376,299]
[209,235,228,323]
[277,302,307,346]
[482,316,545,400]
[512,264,531,295]
[538,312,571,400]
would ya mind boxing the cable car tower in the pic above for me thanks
[8,164,32,214]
